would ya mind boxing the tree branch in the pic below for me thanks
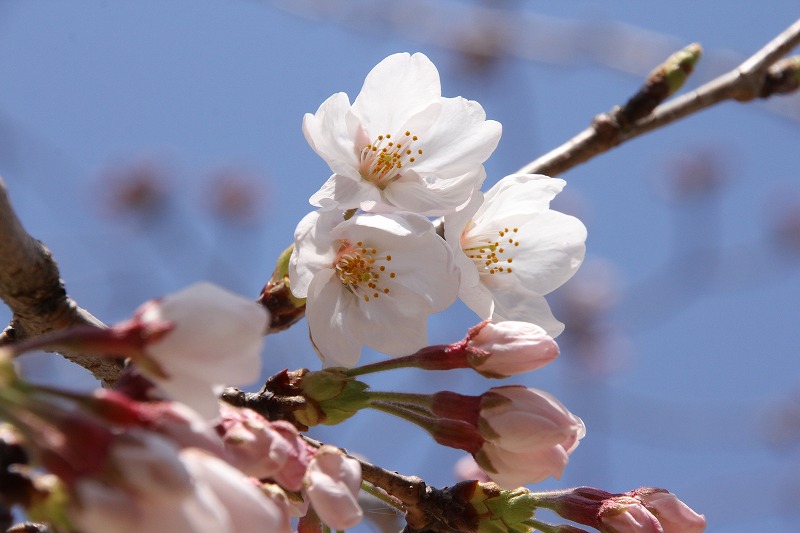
[517,18,800,177]
[0,178,123,386]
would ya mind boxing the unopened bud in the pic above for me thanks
[296,369,370,427]
[466,321,559,378]
[259,244,307,333]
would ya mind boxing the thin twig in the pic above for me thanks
[517,19,800,177]
[0,178,122,386]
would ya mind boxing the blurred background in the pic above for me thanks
[1,1,799,531]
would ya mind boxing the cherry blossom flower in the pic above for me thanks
[465,320,560,378]
[474,386,585,488]
[132,282,269,418]
[303,52,501,215]
[628,488,706,533]
[289,210,459,367]
[444,174,587,336]
[303,445,363,530]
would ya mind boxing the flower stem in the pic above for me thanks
[366,390,433,408]
[360,481,406,512]
[345,344,467,378]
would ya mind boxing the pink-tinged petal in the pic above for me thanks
[352,53,441,135]
[305,269,363,368]
[468,321,559,378]
[308,173,382,211]
[289,210,340,298]
[182,449,292,533]
[304,446,363,531]
[412,97,502,178]
[509,210,587,296]
[218,405,295,480]
[630,488,706,533]
[481,387,581,452]
[600,497,665,533]
[302,92,361,179]
[477,443,568,488]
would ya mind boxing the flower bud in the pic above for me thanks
[134,282,269,419]
[599,496,663,533]
[475,386,585,488]
[628,488,705,533]
[303,445,363,531]
[217,404,310,483]
[466,321,559,378]
[297,369,370,426]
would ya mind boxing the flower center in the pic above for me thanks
[335,241,396,302]
[359,131,423,188]
[461,226,520,276]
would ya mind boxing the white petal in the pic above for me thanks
[385,168,485,216]
[289,210,341,297]
[412,97,501,178]
[478,174,565,222]
[305,269,363,368]
[302,92,361,179]
[509,210,587,296]
[308,174,382,211]
[485,277,565,337]
[458,279,495,320]
[352,53,441,135]
[348,281,432,356]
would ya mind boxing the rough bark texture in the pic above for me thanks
[0,179,122,386]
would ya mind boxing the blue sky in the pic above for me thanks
[1,2,799,531]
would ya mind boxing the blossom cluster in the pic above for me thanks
[0,283,363,532]
[0,52,708,533]
[289,52,587,368]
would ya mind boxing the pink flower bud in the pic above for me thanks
[629,488,706,533]
[475,386,585,488]
[467,321,559,377]
[218,404,307,482]
[599,496,664,533]
[303,445,363,530]
[269,421,313,492]
[480,386,584,453]
[134,282,269,419]
[182,449,292,533]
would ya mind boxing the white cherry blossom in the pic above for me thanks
[444,174,587,336]
[303,52,501,216]
[134,282,268,418]
[289,210,459,367]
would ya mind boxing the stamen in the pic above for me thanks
[334,241,394,303]
[359,131,423,187]
[461,225,524,277]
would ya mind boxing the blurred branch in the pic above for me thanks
[264,0,800,123]
[518,18,800,176]
[0,178,122,386]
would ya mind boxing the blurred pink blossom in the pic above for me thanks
[599,496,664,533]
[303,445,363,530]
[132,282,268,418]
